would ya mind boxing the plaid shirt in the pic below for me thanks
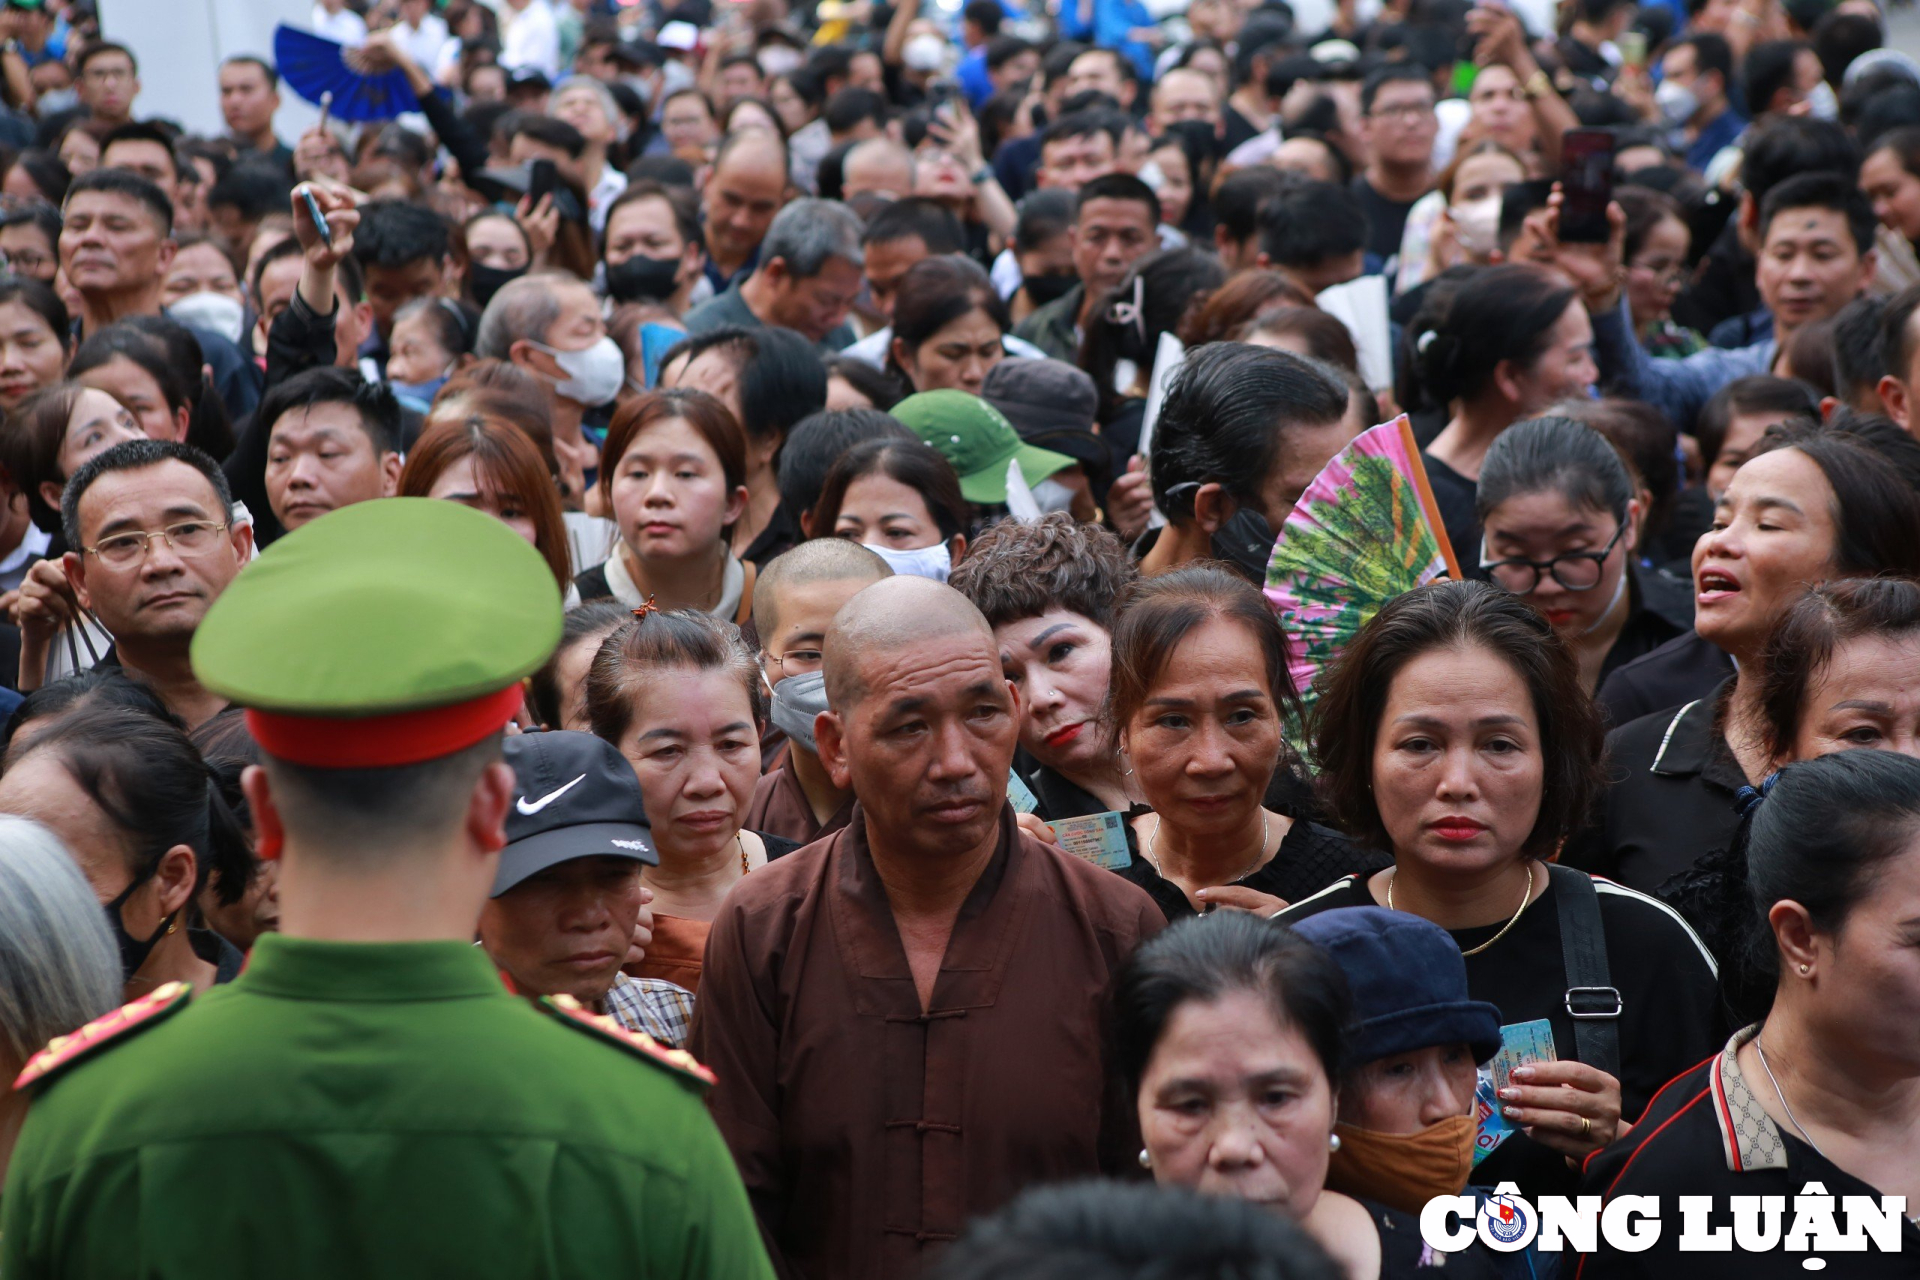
[604,974,694,1049]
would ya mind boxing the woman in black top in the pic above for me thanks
[1666,577,1920,992]
[949,513,1143,824]
[1409,266,1600,576]
[1581,750,1920,1277]
[1474,416,1683,695]
[1573,427,1920,895]
[1278,581,1720,1197]
[1109,565,1385,921]
[1112,912,1499,1280]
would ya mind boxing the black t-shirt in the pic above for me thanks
[1352,176,1419,267]
[1421,451,1487,581]
[1279,869,1724,1197]
[1119,818,1388,923]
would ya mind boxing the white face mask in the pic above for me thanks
[1449,196,1501,257]
[1805,80,1839,121]
[758,46,803,77]
[862,540,953,582]
[167,291,247,346]
[904,33,948,73]
[1655,78,1698,127]
[532,336,626,408]
[1031,476,1077,513]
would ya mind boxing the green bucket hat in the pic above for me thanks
[892,389,1077,505]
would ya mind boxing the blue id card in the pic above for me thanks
[1052,811,1132,870]
[1006,771,1040,814]
[1473,1018,1558,1166]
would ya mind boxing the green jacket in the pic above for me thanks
[1010,285,1085,364]
[1,935,774,1280]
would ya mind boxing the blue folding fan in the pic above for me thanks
[273,24,421,122]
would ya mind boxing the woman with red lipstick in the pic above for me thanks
[1110,566,1387,921]
[577,388,757,624]
[585,607,800,994]
[951,513,1143,821]
[1280,581,1722,1198]
[1474,417,1684,693]
[1578,427,1920,895]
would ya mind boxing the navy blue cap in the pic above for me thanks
[493,731,655,897]
[1291,907,1503,1067]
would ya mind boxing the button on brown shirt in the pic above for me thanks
[690,806,1163,1280]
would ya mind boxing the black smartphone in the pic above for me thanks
[528,158,559,206]
[1559,128,1616,244]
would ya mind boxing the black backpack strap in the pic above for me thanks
[1548,863,1621,1080]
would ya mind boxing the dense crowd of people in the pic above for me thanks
[0,0,1917,1274]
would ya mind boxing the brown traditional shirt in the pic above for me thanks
[744,751,854,848]
[690,805,1163,1280]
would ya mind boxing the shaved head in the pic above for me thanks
[824,576,996,711]
[753,539,892,640]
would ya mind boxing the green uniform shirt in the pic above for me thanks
[1,935,775,1280]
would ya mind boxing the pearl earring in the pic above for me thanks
[1798,963,1811,976]
[1138,1148,1152,1169]
[1328,1133,1341,1153]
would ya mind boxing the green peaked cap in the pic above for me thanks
[191,498,563,715]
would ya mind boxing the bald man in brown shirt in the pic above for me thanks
[692,577,1163,1280]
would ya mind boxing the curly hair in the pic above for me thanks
[949,513,1137,631]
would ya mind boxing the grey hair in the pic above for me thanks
[0,816,121,1067]
[554,76,628,143]
[763,198,865,279]
[474,272,570,360]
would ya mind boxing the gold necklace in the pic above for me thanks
[1388,862,1534,957]
[737,833,749,874]
[1145,810,1272,886]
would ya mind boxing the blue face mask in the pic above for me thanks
[389,374,449,408]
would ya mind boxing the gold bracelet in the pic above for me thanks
[1524,68,1553,99]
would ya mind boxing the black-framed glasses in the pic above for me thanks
[1479,522,1626,594]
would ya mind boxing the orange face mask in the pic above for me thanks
[1325,1114,1477,1217]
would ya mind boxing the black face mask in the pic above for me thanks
[103,867,177,982]
[1022,272,1078,307]
[1213,507,1276,583]
[469,263,528,310]
[605,253,681,303]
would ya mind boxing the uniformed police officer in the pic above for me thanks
[0,498,775,1279]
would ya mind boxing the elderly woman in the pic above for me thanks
[1109,565,1384,919]
[1582,749,1920,1275]
[1113,911,1456,1279]
[1280,581,1722,1196]
[950,514,1141,821]
[0,815,121,1179]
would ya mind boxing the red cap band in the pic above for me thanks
[245,684,524,769]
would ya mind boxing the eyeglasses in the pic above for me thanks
[1628,259,1686,287]
[1369,102,1435,123]
[82,65,133,83]
[1479,522,1626,594]
[766,647,824,673]
[0,249,49,272]
[84,520,229,567]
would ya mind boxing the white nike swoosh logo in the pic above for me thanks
[516,773,587,815]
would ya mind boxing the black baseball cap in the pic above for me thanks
[492,731,656,897]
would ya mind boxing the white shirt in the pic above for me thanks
[499,0,561,78]
[310,3,368,44]
[391,12,450,68]
[587,165,628,234]
[0,522,49,594]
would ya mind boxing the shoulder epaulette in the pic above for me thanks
[538,993,717,1091]
[13,982,192,1091]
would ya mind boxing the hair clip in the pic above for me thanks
[632,596,661,622]
[1734,771,1780,818]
